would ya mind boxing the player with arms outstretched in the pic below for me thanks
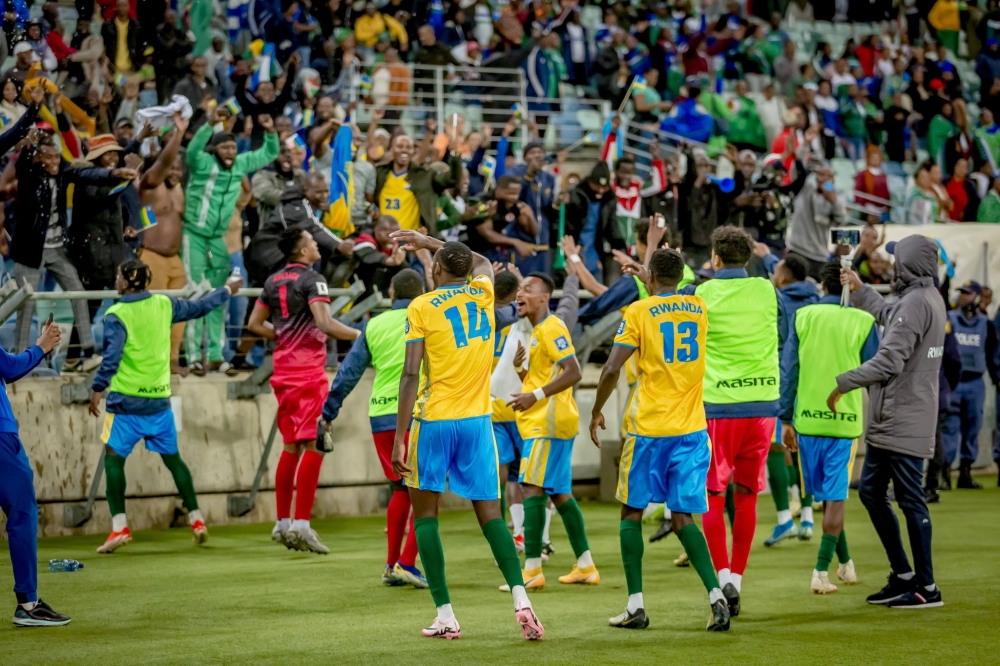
[590,249,730,631]
[248,228,360,554]
[391,230,543,641]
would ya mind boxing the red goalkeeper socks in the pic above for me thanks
[275,450,299,520]
[731,492,758,576]
[293,450,323,520]
[703,494,730,572]
[399,513,419,568]
[386,489,411,566]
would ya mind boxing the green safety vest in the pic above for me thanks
[105,295,173,399]
[631,264,694,298]
[792,304,874,438]
[698,277,779,405]
[364,308,407,418]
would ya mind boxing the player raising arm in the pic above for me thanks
[389,229,544,642]
[590,249,730,632]
[247,229,359,554]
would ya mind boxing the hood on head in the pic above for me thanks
[891,234,938,292]
[781,280,818,301]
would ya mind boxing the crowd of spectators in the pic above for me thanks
[0,0,997,376]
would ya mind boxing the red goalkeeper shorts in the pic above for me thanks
[706,417,774,493]
[271,371,327,444]
[372,430,409,482]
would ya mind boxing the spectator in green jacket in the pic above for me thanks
[978,176,1000,222]
[728,81,767,152]
[182,110,280,374]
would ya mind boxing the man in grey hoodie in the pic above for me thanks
[831,235,946,609]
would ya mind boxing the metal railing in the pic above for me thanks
[346,62,611,155]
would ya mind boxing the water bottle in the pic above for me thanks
[48,559,84,572]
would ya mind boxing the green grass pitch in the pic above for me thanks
[6,486,999,665]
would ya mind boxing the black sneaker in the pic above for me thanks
[940,469,952,491]
[12,600,71,627]
[722,582,740,617]
[924,488,940,504]
[608,607,649,629]
[866,572,916,605]
[887,587,944,609]
[706,599,731,632]
[542,541,555,556]
[648,520,674,543]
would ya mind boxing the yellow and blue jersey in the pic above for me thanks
[405,276,495,421]
[614,293,708,438]
[379,170,420,230]
[516,315,578,440]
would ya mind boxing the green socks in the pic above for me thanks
[836,529,850,564]
[523,495,547,560]
[556,497,590,559]
[499,482,507,524]
[816,532,839,572]
[160,453,199,511]
[677,524,720,593]
[619,519,643,595]
[104,452,127,517]
[767,450,790,512]
[414,517,450,607]
[482,518,523,591]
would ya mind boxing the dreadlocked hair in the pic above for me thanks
[119,260,152,291]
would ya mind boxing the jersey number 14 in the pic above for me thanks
[444,303,492,348]
[660,321,699,363]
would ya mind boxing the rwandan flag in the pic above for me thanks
[139,205,158,229]
[327,125,355,232]
[249,41,278,90]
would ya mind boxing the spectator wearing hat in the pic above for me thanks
[102,0,141,74]
[943,280,999,489]
[562,160,615,277]
[183,109,279,374]
[68,135,135,330]
[4,42,36,85]
[23,20,57,72]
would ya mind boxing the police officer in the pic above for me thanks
[943,281,1000,490]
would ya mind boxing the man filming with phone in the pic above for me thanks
[785,164,846,281]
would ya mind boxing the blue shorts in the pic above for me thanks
[493,421,522,467]
[520,437,574,495]
[406,415,500,501]
[798,435,857,502]
[617,430,711,514]
[101,410,178,458]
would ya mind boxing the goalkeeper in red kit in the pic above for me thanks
[248,228,360,554]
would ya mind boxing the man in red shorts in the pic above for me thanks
[682,226,782,619]
[248,228,360,554]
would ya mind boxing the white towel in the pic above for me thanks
[490,317,532,404]
[136,95,194,130]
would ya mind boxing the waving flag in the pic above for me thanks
[479,155,496,178]
[303,76,320,98]
[250,41,277,91]
[631,75,647,93]
[139,205,159,229]
[327,125,355,233]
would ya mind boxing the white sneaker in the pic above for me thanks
[811,570,838,594]
[421,616,461,639]
[287,528,330,554]
[271,524,293,549]
[836,559,858,585]
[80,355,104,373]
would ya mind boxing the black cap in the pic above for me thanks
[589,161,611,186]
